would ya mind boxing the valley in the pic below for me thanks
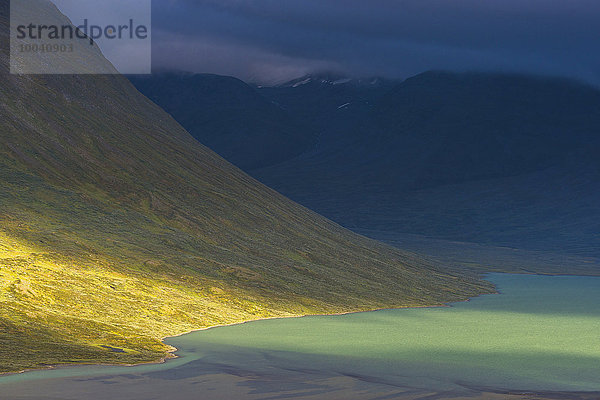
[1,2,598,399]
[0,0,492,374]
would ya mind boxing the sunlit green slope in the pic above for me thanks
[0,0,491,373]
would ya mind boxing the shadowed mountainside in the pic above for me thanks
[253,72,600,258]
[128,73,317,170]
[0,1,491,373]
[132,72,600,258]
[132,69,600,259]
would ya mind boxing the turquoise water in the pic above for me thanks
[1,274,599,399]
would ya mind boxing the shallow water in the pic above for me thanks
[2,274,600,399]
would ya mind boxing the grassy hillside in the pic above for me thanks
[0,1,491,373]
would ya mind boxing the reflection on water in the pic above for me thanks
[1,274,600,400]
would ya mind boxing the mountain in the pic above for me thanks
[128,73,317,170]
[253,72,600,257]
[257,74,396,151]
[0,1,490,373]
[130,72,395,169]
[129,69,600,259]
[373,72,600,186]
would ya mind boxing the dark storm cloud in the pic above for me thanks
[151,0,600,84]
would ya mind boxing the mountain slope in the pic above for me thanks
[253,72,600,258]
[128,73,317,170]
[0,2,490,373]
[129,73,395,170]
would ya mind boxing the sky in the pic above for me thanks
[65,0,600,84]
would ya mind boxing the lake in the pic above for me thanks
[2,274,599,399]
